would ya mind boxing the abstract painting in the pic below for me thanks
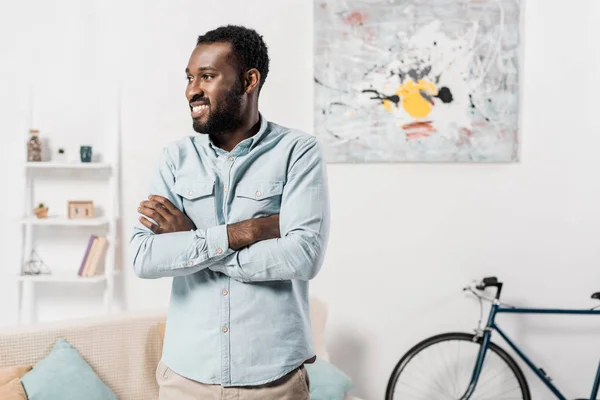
[314,0,521,162]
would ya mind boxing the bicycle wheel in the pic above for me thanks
[385,332,530,400]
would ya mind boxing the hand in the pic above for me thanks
[138,195,196,234]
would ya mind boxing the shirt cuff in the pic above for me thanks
[205,224,232,258]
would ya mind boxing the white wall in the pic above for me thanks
[2,1,600,399]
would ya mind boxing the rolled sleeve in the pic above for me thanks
[205,224,233,258]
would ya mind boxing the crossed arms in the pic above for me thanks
[129,137,330,282]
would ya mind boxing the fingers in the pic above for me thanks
[148,195,180,216]
[138,215,163,234]
[138,195,191,234]
[138,201,168,226]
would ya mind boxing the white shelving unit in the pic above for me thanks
[19,157,120,324]
[19,89,121,324]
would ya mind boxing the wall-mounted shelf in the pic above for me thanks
[16,271,112,283]
[24,162,112,170]
[22,216,112,227]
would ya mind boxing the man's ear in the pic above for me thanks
[244,68,261,94]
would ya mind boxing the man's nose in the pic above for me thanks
[186,82,204,101]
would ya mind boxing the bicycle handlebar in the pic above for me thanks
[466,276,504,300]
[476,276,499,290]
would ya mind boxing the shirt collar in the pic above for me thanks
[204,113,269,155]
[248,113,269,150]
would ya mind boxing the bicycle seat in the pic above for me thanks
[591,292,600,300]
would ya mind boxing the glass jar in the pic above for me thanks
[27,129,42,162]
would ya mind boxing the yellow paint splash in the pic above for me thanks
[382,99,393,113]
[382,79,439,119]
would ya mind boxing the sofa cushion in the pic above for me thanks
[158,322,166,342]
[306,358,354,400]
[0,378,28,400]
[0,365,32,386]
[309,297,330,361]
[21,338,118,400]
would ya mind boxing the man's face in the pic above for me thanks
[185,42,245,135]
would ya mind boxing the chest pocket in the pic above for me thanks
[234,181,284,218]
[173,179,216,228]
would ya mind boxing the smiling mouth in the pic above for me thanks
[191,104,209,118]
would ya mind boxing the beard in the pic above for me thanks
[192,79,244,135]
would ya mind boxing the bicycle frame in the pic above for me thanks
[461,302,600,400]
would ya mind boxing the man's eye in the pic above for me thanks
[203,74,213,80]
[186,76,193,82]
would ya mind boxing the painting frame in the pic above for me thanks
[314,0,523,163]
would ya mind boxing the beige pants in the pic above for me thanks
[156,361,310,400]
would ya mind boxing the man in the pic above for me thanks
[129,25,330,400]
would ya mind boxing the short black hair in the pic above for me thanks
[197,25,270,93]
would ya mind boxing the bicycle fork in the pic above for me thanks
[459,301,500,400]
[591,361,600,400]
[459,328,493,400]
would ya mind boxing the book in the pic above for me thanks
[80,237,99,277]
[78,235,97,276]
[94,238,109,276]
[85,237,108,277]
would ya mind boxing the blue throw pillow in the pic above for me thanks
[305,358,354,400]
[21,338,118,400]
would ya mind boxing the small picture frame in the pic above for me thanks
[68,200,95,219]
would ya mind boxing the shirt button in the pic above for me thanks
[222,326,229,333]
[188,190,193,196]
[187,261,193,266]
[255,191,262,198]
[224,186,228,193]
[216,248,223,255]
[228,156,234,162]
[222,289,229,296]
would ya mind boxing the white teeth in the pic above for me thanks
[192,105,208,113]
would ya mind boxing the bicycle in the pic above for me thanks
[385,276,600,400]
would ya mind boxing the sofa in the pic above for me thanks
[0,297,361,400]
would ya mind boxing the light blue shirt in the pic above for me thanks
[129,115,330,386]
